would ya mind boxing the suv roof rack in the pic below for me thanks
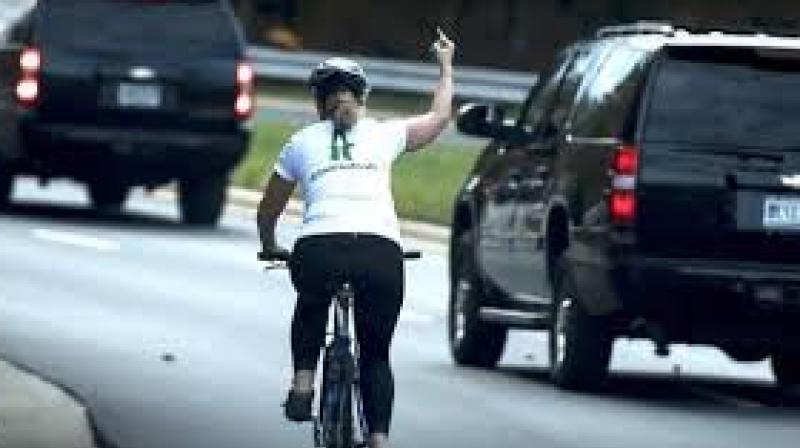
[597,22,676,38]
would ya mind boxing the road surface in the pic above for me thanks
[1,179,799,448]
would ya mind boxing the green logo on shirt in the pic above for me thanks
[331,131,354,161]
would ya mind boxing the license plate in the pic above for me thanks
[117,83,162,108]
[763,196,800,228]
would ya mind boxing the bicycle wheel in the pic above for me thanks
[333,382,354,448]
[320,346,355,448]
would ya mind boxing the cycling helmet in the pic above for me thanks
[309,57,369,103]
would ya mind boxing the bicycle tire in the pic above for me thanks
[319,353,336,446]
[320,344,356,448]
[333,382,354,448]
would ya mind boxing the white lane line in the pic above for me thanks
[32,228,120,253]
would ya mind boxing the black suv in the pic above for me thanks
[450,22,800,390]
[0,0,253,225]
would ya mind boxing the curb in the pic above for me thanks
[0,359,98,448]
[225,187,451,246]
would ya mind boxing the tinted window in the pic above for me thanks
[646,48,800,148]
[542,44,604,138]
[570,47,648,138]
[7,13,32,44]
[518,48,583,138]
[37,0,241,58]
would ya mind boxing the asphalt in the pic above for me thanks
[1,179,800,448]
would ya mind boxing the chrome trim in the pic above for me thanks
[612,175,637,191]
[130,66,156,81]
[511,293,550,305]
[464,175,480,193]
[479,308,548,323]
[565,135,621,146]
[780,174,800,189]
[555,297,574,368]
[454,279,470,344]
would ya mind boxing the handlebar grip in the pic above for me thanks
[258,251,291,262]
[403,251,422,260]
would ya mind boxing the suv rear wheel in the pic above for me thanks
[0,167,13,208]
[88,181,130,212]
[549,261,613,390]
[448,231,508,367]
[771,349,800,388]
[179,174,227,226]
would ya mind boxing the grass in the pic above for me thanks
[232,120,482,225]
[232,121,298,190]
[391,142,481,224]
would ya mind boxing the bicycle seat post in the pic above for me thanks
[342,282,353,307]
[334,282,355,341]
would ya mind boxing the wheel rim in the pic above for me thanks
[554,295,574,369]
[453,276,470,346]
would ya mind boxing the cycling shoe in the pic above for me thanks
[283,389,314,422]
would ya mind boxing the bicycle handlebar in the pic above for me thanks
[258,250,290,263]
[258,249,422,263]
[403,250,422,260]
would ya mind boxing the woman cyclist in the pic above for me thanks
[257,29,455,448]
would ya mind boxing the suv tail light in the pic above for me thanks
[613,145,639,175]
[609,144,639,224]
[20,48,41,72]
[16,47,41,108]
[234,61,255,120]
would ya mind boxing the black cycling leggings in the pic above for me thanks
[289,233,404,435]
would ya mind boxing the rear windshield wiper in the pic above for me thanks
[674,147,785,163]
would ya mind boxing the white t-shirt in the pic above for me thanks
[273,117,408,244]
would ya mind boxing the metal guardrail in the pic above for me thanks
[248,46,537,104]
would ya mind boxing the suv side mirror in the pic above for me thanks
[456,103,509,139]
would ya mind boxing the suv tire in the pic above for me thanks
[771,349,800,388]
[448,231,508,367]
[179,174,227,226]
[88,181,130,212]
[0,167,13,209]
[549,260,613,390]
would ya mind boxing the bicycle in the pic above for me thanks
[259,248,421,448]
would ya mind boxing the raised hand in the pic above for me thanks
[431,27,455,68]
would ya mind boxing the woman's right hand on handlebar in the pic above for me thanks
[258,245,292,262]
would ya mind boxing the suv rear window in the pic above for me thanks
[645,47,800,149]
[37,0,241,58]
